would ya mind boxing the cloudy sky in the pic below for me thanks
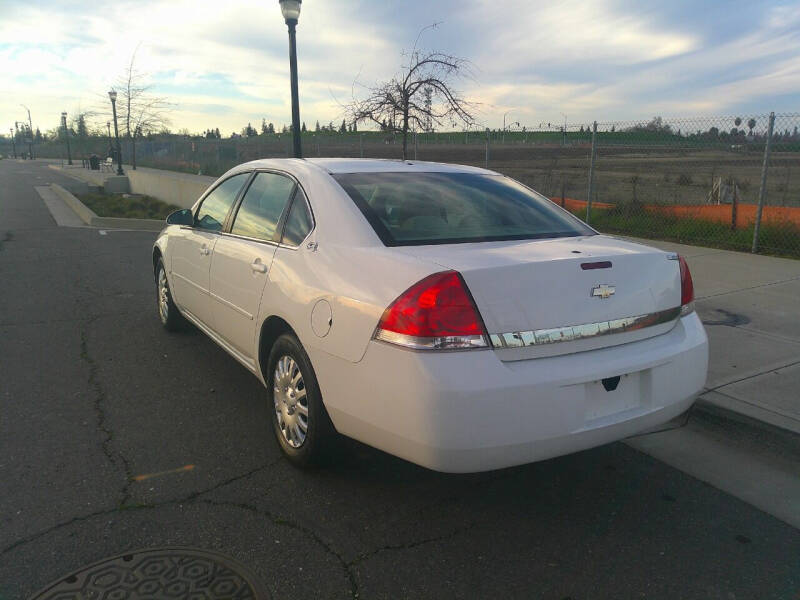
[1,0,799,136]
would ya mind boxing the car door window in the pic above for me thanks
[281,189,313,246]
[195,173,250,231]
[231,172,296,242]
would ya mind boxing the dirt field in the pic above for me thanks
[222,140,800,208]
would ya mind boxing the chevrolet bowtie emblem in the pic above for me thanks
[591,284,615,299]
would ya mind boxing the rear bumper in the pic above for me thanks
[312,313,708,472]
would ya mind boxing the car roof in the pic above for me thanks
[237,157,496,175]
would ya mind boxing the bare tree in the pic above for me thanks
[344,24,476,159]
[114,49,172,169]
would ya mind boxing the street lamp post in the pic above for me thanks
[20,104,34,159]
[9,128,16,158]
[61,111,73,165]
[280,0,302,158]
[108,90,124,175]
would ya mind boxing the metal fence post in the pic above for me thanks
[485,128,490,169]
[752,112,775,253]
[414,130,418,160]
[359,133,363,158]
[586,121,597,223]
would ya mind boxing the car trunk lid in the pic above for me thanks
[399,235,682,360]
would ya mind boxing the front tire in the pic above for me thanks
[155,257,185,331]
[268,333,336,467]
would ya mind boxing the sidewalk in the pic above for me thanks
[631,238,800,435]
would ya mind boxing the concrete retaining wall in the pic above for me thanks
[49,164,215,209]
[127,167,216,208]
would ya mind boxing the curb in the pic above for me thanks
[50,184,165,232]
[692,398,800,445]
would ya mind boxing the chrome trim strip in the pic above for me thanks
[375,329,488,351]
[489,306,682,349]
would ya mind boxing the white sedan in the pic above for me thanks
[153,158,708,472]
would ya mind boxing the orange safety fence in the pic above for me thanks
[550,197,800,228]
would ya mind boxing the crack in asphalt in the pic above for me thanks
[202,498,361,599]
[0,459,281,560]
[347,522,478,570]
[79,318,135,506]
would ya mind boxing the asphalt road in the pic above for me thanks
[1,159,798,599]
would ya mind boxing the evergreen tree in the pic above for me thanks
[352,121,357,133]
[329,121,334,132]
[301,121,307,132]
[76,115,88,138]
[340,119,347,133]
[261,119,268,135]
[282,125,288,134]
[215,128,221,138]
[315,120,320,132]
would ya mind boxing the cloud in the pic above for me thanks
[0,0,798,134]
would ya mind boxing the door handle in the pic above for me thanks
[199,245,210,256]
[250,260,268,274]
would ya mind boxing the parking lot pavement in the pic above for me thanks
[2,160,799,599]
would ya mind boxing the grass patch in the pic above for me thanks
[78,192,179,220]
[576,203,800,259]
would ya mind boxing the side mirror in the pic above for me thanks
[166,208,193,226]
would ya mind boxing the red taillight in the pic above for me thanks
[678,255,695,314]
[375,271,488,350]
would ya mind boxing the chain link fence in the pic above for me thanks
[10,111,799,257]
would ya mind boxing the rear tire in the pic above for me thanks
[156,257,185,331]
[267,333,336,467]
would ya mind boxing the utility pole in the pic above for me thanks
[9,128,16,158]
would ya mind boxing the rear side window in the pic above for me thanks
[333,172,594,246]
[231,172,296,242]
[281,189,313,246]
[195,173,249,231]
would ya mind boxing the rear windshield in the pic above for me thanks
[332,172,594,246]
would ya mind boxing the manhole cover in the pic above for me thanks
[30,547,268,600]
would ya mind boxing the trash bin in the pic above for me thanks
[89,154,100,170]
